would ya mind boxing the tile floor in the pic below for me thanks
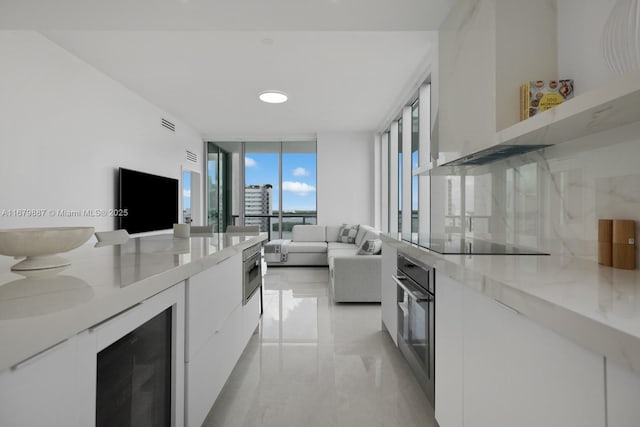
[202,266,437,427]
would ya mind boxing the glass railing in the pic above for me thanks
[233,214,317,241]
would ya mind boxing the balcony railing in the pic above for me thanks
[233,214,317,241]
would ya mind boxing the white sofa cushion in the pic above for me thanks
[292,225,326,242]
[326,225,342,242]
[328,242,357,250]
[329,247,359,256]
[355,225,376,247]
[361,230,380,245]
[357,239,382,255]
[287,241,328,253]
[338,224,359,243]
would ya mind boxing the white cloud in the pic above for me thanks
[183,189,191,198]
[282,181,316,196]
[245,157,257,167]
[292,167,309,177]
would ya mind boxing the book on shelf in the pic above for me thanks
[520,79,574,120]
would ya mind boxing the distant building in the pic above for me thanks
[245,184,272,231]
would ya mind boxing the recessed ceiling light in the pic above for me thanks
[259,91,288,104]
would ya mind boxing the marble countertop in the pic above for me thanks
[382,234,640,375]
[0,232,267,372]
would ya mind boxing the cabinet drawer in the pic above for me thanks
[0,332,94,427]
[463,289,605,427]
[607,359,640,427]
[186,303,244,427]
[186,254,242,360]
[241,288,260,348]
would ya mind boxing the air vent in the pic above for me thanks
[186,150,198,163]
[161,118,175,132]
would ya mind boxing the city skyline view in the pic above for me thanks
[245,152,317,212]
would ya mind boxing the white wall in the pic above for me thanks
[317,131,374,226]
[557,0,617,94]
[0,31,203,232]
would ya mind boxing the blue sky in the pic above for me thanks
[183,170,191,209]
[246,153,317,212]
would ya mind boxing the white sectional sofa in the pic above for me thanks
[264,224,382,303]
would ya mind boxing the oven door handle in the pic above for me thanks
[392,275,433,302]
[245,252,261,267]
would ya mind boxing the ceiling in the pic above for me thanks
[2,0,452,139]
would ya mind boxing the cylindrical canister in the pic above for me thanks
[598,219,613,267]
[612,220,635,270]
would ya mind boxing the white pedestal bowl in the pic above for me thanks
[0,227,95,275]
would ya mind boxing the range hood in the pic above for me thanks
[411,71,640,175]
[440,144,551,166]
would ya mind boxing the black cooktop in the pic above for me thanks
[402,234,549,255]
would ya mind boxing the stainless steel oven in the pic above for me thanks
[242,243,262,305]
[393,253,435,407]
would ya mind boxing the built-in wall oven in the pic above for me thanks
[393,253,435,407]
[242,243,262,306]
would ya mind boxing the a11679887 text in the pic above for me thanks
[0,208,128,217]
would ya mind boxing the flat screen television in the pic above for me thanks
[119,168,179,234]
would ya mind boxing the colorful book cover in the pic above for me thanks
[520,79,574,120]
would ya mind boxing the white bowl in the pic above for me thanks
[0,227,95,273]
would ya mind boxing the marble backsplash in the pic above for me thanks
[431,120,640,263]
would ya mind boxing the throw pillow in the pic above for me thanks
[338,224,359,243]
[357,239,382,255]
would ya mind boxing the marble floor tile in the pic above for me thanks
[202,267,436,427]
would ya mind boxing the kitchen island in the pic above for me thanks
[0,231,267,427]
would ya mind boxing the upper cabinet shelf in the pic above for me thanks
[497,70,640,149]
[415,70,640,175]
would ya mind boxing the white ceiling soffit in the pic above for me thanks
[42,31,436,137]
[0,0,454,31]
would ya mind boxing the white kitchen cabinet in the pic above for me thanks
[381,242,398,344]
[0,282,187,427]
[185,290,260,427]
[242,286,261,344]
[185,250,260,427]
[462,287,605,427]
[0,331,94,427]
[186,253,242,361]
[434,273,464,427]
[607,358,640,427]
[186,303,243,427]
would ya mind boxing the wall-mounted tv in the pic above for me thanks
[119,168,179,234]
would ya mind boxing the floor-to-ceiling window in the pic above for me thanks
[183,170,192,223]
[207,141,316,239]
[281,141,317,239]
[381,81,431,237]
[411,100,419,235]
[244,142,280,235]
[389,122,399,234]
[398,118,403,233]
[208,143,235,233]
